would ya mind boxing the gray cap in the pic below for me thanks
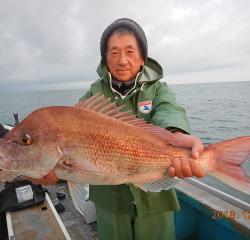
[100,18,148,64]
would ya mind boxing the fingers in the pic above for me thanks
[190,136,204,159]
[168,157,193,179]
[25,171,59,186]
[166,134,205,178]
[168,157,205,179]
[167,166,176,178]
[26,176,50,186]
[169,158,185,179]
[190,161,206,178]
[45,171,59,185]
[173,133,204,159]
[174,157,194,179]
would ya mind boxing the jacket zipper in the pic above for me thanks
[108,72,141,100]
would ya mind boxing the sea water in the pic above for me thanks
[170,81,250,204]
[0,81,249,203]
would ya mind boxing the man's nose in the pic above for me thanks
[118,52,128,65]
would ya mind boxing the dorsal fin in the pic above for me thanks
[74,93,137,120]
[74,93,186,148]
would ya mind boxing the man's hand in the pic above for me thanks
[26,171,59,186]
[168,132,206,179]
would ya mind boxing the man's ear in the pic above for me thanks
[140,54,144,66]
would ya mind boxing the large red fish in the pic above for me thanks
[0,94,249,194]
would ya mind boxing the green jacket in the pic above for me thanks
[79,57,191,218]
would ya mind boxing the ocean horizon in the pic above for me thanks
[1,80,249,94]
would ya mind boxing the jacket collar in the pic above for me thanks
[96,57,163,86]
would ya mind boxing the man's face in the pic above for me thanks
[106,33,144,82]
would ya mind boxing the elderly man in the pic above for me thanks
[78,18,205,240]
[28,18,205,239]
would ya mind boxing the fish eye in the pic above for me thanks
[19,133,32,146]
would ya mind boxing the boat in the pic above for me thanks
[0,117,250,240]
[175,179,250,240]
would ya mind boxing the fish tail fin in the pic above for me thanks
[206,136,250,195]
[67,181,89,216]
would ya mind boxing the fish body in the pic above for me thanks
[0,94,250,194]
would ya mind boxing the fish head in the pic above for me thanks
[0,108,63,179]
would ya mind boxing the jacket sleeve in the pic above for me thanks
[150,82,191,134]
[78,89,93,102]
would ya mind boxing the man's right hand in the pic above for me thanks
[167,132,205,179]
[26,171,59,186]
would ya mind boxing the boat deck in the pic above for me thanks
[55,182,99,240]
[2,179,249,239]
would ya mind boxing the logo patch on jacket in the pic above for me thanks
[138,100,152,114]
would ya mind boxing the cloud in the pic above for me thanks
[0,0,249,92]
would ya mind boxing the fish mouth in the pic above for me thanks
[0,155,16,171]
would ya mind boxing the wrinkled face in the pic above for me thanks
[106,33,144,82]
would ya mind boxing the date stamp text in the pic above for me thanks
[212,211,250,219]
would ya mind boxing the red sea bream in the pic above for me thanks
[0,94,250,194]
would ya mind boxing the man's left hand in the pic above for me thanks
[168,132,206,179]
[26,171,59,186]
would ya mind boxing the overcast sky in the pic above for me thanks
[0,0,249,92]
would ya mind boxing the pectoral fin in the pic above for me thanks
[58,153,110,174]
[68,181,89,216]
